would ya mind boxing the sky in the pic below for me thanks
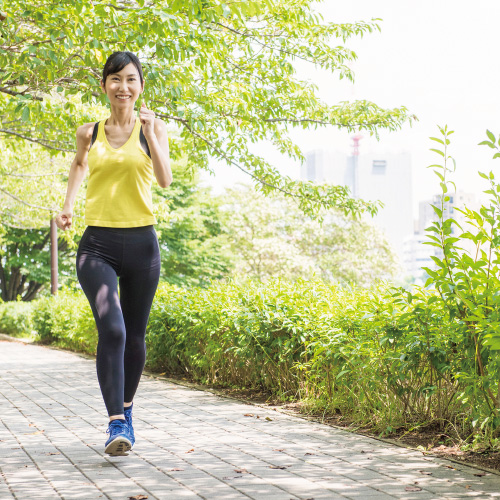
[202,0,500,218]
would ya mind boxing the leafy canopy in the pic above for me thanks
[0,0,415,218]
[221,184,399,284]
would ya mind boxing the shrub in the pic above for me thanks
[32,287,97,353]
[0,300,35,337]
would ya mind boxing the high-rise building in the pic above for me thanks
[301,148,413,258]
[402,233,434,285]
[402,191,480,284]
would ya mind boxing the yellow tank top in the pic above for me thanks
[85,118,157,227]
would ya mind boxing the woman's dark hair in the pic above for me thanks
[102,51,144,86]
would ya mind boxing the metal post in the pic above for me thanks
[50,218,58,295]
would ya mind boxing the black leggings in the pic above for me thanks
[76,225,161,417]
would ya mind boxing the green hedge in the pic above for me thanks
[0,301,35,338]
[0,279,487,442]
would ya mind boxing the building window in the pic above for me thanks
[372,160,386,175]
[306,154,316,181]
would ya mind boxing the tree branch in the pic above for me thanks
[0,187,55,211]
[0,129,75,152]
[0,87,43,100]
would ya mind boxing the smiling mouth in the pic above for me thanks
[116,95,131,100]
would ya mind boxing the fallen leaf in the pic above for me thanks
[265,417,272,421]
[419,471,432,475]
[304,452,314,456]
[466,485,471,489]
[273,449,284,452]
[445,465,455,470]
[474,473,486,477]
[234,469,248,474]
[46,452,60,456]
[256,415,261,419]
[169,468,184,471]
[405,486,422,492]
[244,413,254,417]
[185,449,194,453]
[269,465,287,470]
[222,476,242,480]
[129,495,148,500]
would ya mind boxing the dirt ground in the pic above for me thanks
[177,381,500,475]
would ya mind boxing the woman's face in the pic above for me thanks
[101,62,144,107]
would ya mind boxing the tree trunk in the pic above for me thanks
[6,267,20,301]
[0,260,6,301]
[23,282,43,302]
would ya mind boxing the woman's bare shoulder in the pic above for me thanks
[76,122,97,139]
[153,117,168,133]
[75,122,99,151]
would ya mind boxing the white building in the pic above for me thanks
[402,233,434,285]
[301,149,413,258]
[402,191,481,283]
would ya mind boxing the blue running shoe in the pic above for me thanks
[104,419,132,456]
[124,403,135,447]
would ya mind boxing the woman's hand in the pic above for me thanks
[55,209,73,231]
[138,101,156,140]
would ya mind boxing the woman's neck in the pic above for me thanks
[106,107,136,127]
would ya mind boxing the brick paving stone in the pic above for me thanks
[3,339,500,500]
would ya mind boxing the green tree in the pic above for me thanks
[0,138,83,301]
[0,138,71,228]
[221,184,399,284]
[0,0,415,218]
[153,161,233,287]
[0,224,77,301]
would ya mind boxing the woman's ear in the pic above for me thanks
[100,79,106,93]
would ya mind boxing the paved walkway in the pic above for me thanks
[1,340,500,500]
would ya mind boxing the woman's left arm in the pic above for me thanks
[139,102,173,188]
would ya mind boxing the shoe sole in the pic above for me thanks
[105,436,132,456]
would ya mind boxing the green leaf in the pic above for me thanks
[487,129,496,143]
[431,205,443,218]
[430,148,445,157]
[430,137,444,145]
[21,106,30,122]
[479,140,496,149]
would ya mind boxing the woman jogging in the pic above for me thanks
[55,51,172,456]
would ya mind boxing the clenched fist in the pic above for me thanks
[55,210,72,231]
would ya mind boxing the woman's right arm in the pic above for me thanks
[55,123,94,231]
